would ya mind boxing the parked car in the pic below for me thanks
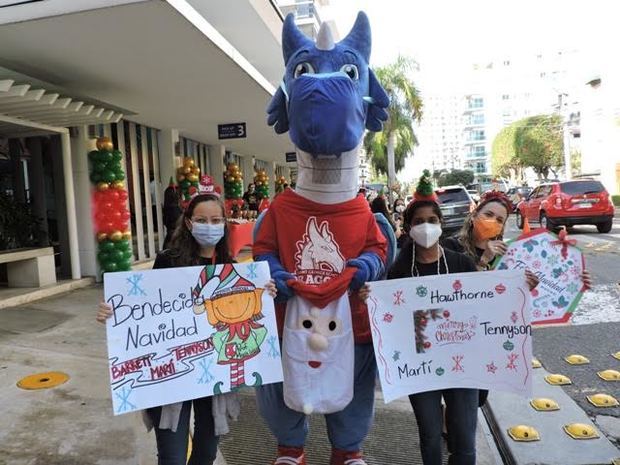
[506,186,533,211]
[435,185,476,234]
[467,189,480,204]
[515,180,615,233]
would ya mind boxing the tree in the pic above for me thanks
[364,55,423,202]
[570,149,581,177]
[491,124,523,183]
[514,115,564,179]
[437,169,475,187]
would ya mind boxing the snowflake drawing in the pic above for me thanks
[533,309,542,318]
[393,290,405,306]
[532,260,542,269]
[383,312,394,323]
[566,282,578,294]
[247,263,258,279]
[506,353,519,371]
[548,255,559,266]
[510,311,519,324]
[452,355,464,372]
[392,350,401,362]
[486,362,497,374]
[127,274,146,296]
[416,286,428,298]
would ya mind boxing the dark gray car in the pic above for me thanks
[435,186,475,234]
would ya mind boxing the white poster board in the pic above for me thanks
[103,261,283,414]
[367,270,533,402]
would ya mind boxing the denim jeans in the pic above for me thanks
[409,388,478,465]
[255,343,377,451]
[148,396,219,465]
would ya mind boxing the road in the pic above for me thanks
[503,213,620,324]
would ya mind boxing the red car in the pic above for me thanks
[516,180,615,233]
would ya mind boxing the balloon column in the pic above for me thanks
[254,169,270,199]
[177,157,200,208]
[275,175,288,194]
[224,162,243,199]
[89,136,132,273]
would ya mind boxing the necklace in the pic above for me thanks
[411,244,450,277]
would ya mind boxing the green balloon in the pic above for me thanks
[88,150,101,161]
[191,181,199,188]
[112,150,123,161]
[99,151,114,163]
[123,250,133,261]
[93,161,107,173]
[97,251,110,264]
[114,171,126,181]
[119,258,132,269]
[90,172,101,183]
[101,170,116,183]
[100,241,116,253]
[110,249,125,262]
[104,261,119,273]
[114,240,130,251]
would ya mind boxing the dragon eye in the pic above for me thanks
[340,64,359,80]
[294,62,315,78]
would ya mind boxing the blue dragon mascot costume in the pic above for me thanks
[253,12,391,465]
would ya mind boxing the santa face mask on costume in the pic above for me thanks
[282,295,354,414]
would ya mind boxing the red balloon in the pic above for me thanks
[103,221,116,234]
[120,211,131,222]
[108,190,120,202]
[118,190,129,202]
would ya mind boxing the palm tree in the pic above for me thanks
[364,56,423,202]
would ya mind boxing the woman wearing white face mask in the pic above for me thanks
[363,171,481,465]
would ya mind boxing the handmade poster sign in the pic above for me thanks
[494,229,585,325]
[103,261,283,415]
[367,270,532,403]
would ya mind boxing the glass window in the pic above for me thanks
[436,188,469,203]
[560,180,604,195]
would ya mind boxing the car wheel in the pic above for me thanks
[597,219,613,234]
[515,211,524,229]
[540,212,555,231]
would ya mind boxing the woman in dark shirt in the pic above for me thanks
[98,193,275,465]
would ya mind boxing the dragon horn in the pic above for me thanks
[339,11,371,62]
[316,22,335,51]
[282,13,313,63]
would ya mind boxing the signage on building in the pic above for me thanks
[218,123,246,140]
[285,152,297,163]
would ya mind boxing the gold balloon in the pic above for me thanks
[122,231,132,240]
[109,231,123,242]
[227,176,235,183]
[186,159,195,167]
[192,167,200,175]
[96,232,108,242]
[183,166,192,175]
[97,182,110,191]
[256,181,262,187]
[96,136,114,152]
[177,175,185,182]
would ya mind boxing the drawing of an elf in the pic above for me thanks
[193,264,267,393]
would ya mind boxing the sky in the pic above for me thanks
[326,0,618,181]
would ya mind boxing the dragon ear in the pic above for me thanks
[282,13,313,64]
[339,11,371,63]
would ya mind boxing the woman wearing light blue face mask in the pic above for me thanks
[97,193,276,465]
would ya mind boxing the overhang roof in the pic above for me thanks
[0,0,293,161]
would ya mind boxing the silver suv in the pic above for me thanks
[435,185,475,234]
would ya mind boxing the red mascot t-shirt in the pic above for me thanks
[253,189,387,343]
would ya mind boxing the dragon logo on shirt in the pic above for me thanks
[295,217,345,284]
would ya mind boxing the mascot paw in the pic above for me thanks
[303,403,314,415]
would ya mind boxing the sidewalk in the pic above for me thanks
[0,284,501,464]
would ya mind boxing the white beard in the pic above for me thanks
[282,295,355,414]
[294,142,362,205]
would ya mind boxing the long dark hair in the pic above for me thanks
[370,196,395,229]
[166,194,232,266]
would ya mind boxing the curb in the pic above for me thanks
[0,277,95,310]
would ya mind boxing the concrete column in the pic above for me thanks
[157,128,179,195]
[241,154,255,193]
[25,137,49,246]
[61,131,81,280]
[8,139,25,203]
[70,126,98,278]
[265,161,276,200]
[209,144,226,194]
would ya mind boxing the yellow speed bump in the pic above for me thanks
[597,369,620,381]
[17,372,69,390]
[564,354,590,365]
[563,423,599,440]
[530,398,560,411]
[612,351,620,361]
[507,425,540,442]
[545,374,572,385]
[532,358,542,368]
[586,393,619,408]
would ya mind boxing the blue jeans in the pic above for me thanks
[148,396,219,465]
[256,343,377,451]
[409,388,478,465]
